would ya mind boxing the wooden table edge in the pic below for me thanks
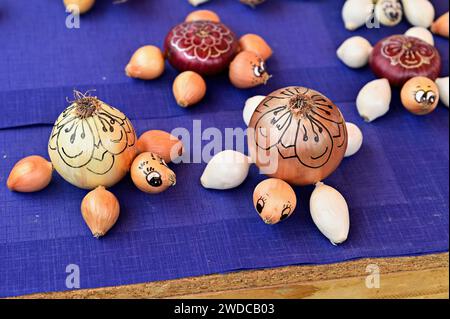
[12,252,449,299]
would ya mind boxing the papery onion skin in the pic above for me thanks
[164,21,238,75]
[248,87,348,186]
[48,94,137,190]
[369,35,441,87]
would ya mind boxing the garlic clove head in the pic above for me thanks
[81,186,120,238]
[375,0,403,27]
[200,150,251,190]
[405,27,435,46]
[229,51,271,89]
[243,95,266,126]
[136,130,184,163]
[431,12,449,38]
[239,34,273,61]
[253,178,297,225]
[435,77,449,108]
[188,0,210,7]
[125,45,165,80]
[310,182,350,245]
[172,71,207,107]
[7,155,53,192]
[63,0,95,15]
[337,36,373,69]
[356,78,391,122]
[344,122,363,157]
[185,10,220,23]
[402,0,435,28]
[342,0,374,31]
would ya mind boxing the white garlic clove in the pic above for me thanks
[405,26,435,46]
[201,150,251,190]
[188,0,210,7]
[356,78,391,122]
[342,0,375,31]
[435,77,449,108]
[402,0,435,28]
[337,36,373,69]
[344,122,363,157]
[243,95,266,126]
[375,0,403,26]
[310,182,350,246]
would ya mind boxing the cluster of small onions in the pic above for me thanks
[7,94,184,238]
[125,9,273,108]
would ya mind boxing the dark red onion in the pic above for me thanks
[164,21,239,76]
[369,35,441,87]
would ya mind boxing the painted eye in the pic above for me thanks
[146,171,162,187]
[253,65,262,77]
[280,206,292,221]
[415,90,426,103]
[256,198,265,214]
[426,91,436,104]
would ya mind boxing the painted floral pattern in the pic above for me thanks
[48,101,136,175]
[169,21,236,62]
[252,87,347,169]
[381,35,435,69]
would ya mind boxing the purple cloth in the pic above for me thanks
[0,0,448,297]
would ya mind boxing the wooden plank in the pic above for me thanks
[13,253,449,299]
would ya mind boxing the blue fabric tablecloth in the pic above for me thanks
[0,0,448,297]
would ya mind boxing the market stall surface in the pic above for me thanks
[0,0,448,297]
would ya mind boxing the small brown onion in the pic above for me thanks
[253,178,297,225]
[240,0,266,8]
[401,76,439,115]
[7,155,53,192]
[185,10,220,23]
[172,71,207,107]
[125,45,165,80]
[248,87,348,186]
[63,0,95,14]
[229,51,271,89]
[239,34,273,61]
[131,152,176,194]
[431,12,449,38]
[81,186,120,238]
[137,130,184,163]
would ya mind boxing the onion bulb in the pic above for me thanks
[137,130,184,163]
[48,92,137,190]
[229,51,271,89]
[240,0,266,8]
[185,10,220,23]
[401,76,439,115]
[172,71,207,107]
[81,186,120,238]
[431,12,449,38]
[7,156,53,192]
[239,34,273,61]
[131,152,176,194]
[63,0,95,14]
[435,77,449,108]
[253,178,297,225]
[248,87,348,186]
[125,45,165,80]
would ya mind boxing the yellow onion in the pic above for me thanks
[48,92,137,190]
[63,0,95,14]
[172,71,207,107]
[401,76,439,115]
[125,45,165,80]
[7,155,53,192]
[229,51,271,89]
[248,86,348,186]
[431,12,449,38]
[137,130,184,163]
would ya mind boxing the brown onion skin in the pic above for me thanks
[248,87,348,186]
[164,21,239,76]
[369,35,441,87]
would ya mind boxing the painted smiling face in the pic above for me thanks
[131,152,176,194]
[401,76,440,115]
[253,178,297,225]
[375,0,403,26]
